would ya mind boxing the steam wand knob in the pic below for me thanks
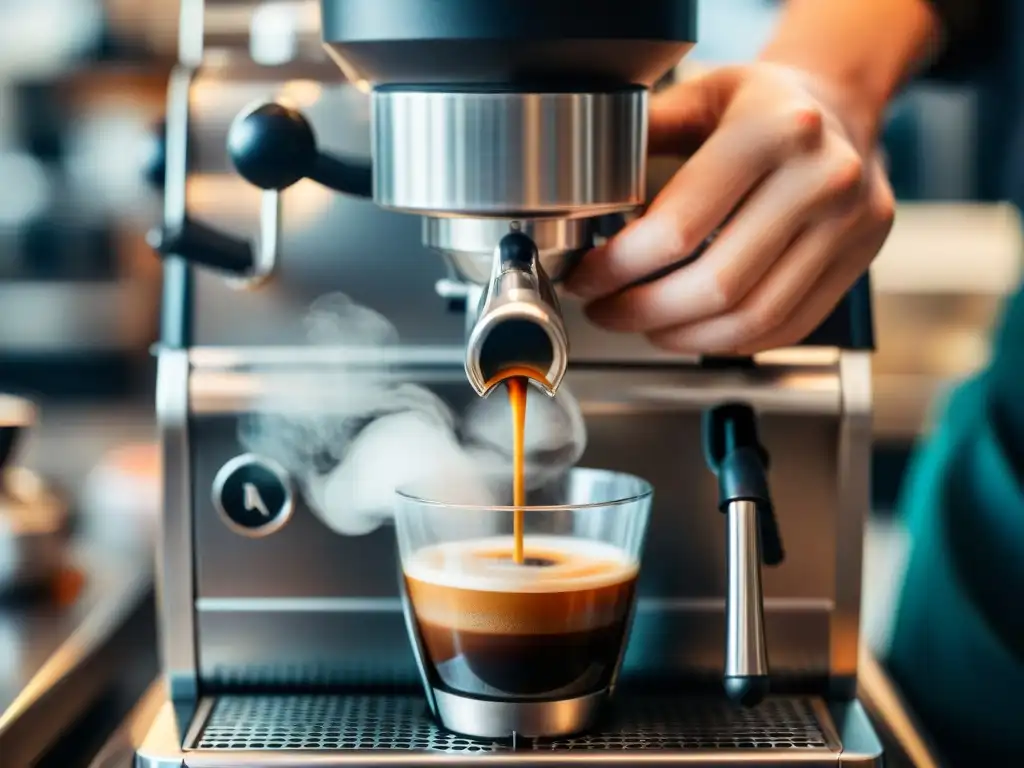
[227,103,372,197]
[703,403,785,707]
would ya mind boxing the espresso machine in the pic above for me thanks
[135,0,883,763]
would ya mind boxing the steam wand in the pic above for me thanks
[703,403,785,707]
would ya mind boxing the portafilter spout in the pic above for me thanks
[464,231,569,397]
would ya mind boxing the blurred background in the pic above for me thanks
[0,0,1018,765]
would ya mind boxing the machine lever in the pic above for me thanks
[703,402,779,707]
[147,217,255,275]
[143,117,272,280]
[228,102,373,197]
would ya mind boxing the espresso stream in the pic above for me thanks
[508,376,528,564]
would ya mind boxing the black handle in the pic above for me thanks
[144,119,256,275]
[147,218,255,275]
[703,403,784,566]
[228,102,373,197]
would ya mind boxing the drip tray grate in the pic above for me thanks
[192,694,836,754]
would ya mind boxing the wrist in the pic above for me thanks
[758,0,942,143]
[756,51,887,144]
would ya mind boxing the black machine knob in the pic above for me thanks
[212,454,294,537]
[228,103,373,197]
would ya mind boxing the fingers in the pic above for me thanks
[644,220,854,352]
[646,178,894,354]
[583,130,867,334]
[734,184,893,353]
[734,240,877,355]
[648,69,743,156]
[565,87,826,302]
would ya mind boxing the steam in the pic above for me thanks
[238,292,587,536]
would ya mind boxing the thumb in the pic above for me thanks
[649,66,743,156]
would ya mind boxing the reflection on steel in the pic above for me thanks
[0,549,154,766]
[859,652,944,768]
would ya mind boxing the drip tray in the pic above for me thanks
[187,694,847,758]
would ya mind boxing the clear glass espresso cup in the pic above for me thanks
[394,468,653,739]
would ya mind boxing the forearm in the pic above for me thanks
[759,0,942,133]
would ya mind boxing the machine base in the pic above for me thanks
[135,691,883,766]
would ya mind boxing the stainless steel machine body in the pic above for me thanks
[139,0,883,763]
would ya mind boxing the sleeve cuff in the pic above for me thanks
[921,0,1006,81]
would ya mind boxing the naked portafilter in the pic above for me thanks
[150,0,698,395]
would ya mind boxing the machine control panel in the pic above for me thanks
[212,453,294,537]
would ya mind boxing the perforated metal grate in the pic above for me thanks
[195,695,508,752]
[192,694,833,753]
[540,696,830,751]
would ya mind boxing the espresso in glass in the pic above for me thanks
[403,535,637,699]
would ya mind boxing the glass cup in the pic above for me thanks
[394,468,653,739]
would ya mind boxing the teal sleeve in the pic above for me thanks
[886,370,1024,762]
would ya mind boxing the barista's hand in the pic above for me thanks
[565,64,895,354]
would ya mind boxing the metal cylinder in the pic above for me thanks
[724,499,770,704]
[372,89,648,218]
[425,217,590,284]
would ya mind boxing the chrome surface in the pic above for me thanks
[187,347,842,414]
[372,89,648,217]
[156,347,197,702]
[431,688,607,740]
[229,188,281,287]
[832,352,873,697]
[164,67,192,243]
[828,701,886,766]
[210,453,295,539]
[725,500,769,685]
[465,234,569,396]
[425,217,590,284]
[178,0,205,65]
